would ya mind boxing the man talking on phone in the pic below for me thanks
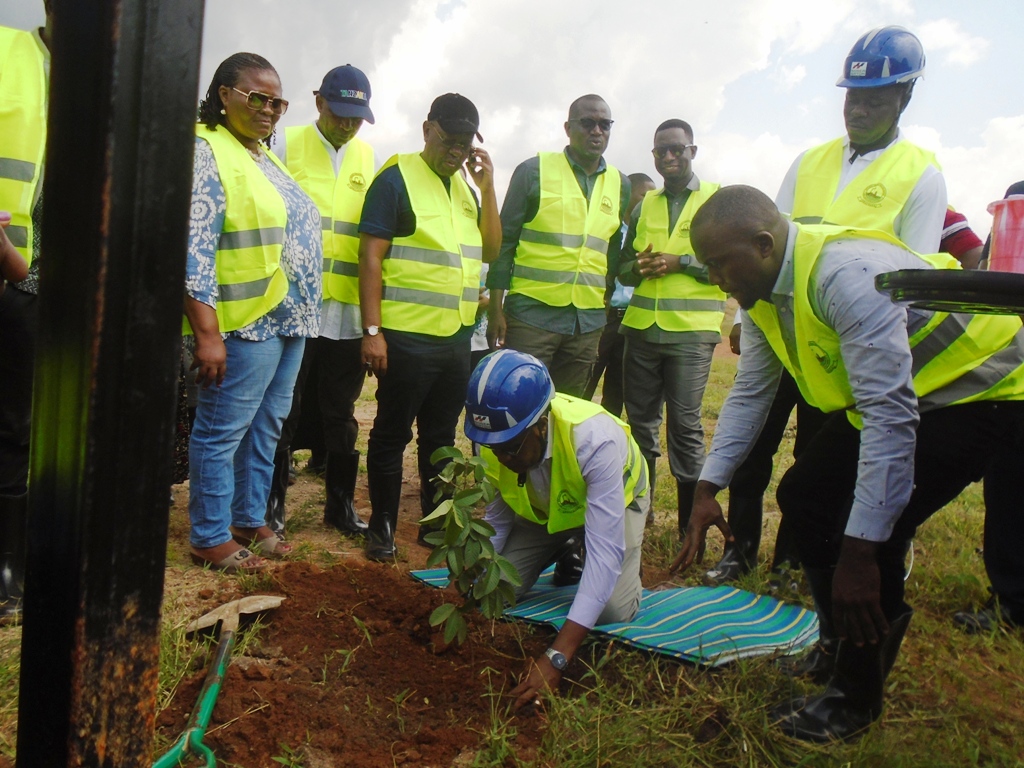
[357,93,501,560]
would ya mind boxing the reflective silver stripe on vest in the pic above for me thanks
[461,245,483,262]
[6,225,28,248]
[793,216,824,225]
[219,275,275,302]
[628,296,726,313]
[920,331,1024,410]
[388,244,461,268]
[328,259,359,277]
[518,229,609,255]
[218,227,286,250]
[333,220,359,238]
[320,217,333,231]
[0,158,35,182]
[383,285,461,309]
[910,314,969,376]
[513,265,605,287]
[462,286,478,302]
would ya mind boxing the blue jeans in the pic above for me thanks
[188,335,305,548]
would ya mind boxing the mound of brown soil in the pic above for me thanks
[156,561,548,767]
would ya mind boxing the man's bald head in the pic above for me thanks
[691,185,784,245]
[568,94,608,120]
[690,185,790,309]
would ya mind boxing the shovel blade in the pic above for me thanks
[186,595,285,634]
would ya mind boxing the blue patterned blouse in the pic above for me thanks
[186,136,322,341]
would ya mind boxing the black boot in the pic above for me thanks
[677,480,696,539]
[552,537,585,587]
[366,471,402,561]
[324,451,368,536]
[778,566,838,683]
[772,610,913,743]
[0,493,27,622]
[704,494,763,585]
[416,468,444,548]
[644,456,657,526]
[264,450,290,537]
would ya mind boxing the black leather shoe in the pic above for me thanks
[704,548,751,585]
[953,599,1019,634]
[552,537,585,587]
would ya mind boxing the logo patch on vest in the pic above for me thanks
[556,490,582,514]
[348,173,366,192]
[462,200,475,218]
[808,341,838,373]
[849,61,868,77]
[600,196,613,215]
[471,413,491,429]
[859,183,887,208]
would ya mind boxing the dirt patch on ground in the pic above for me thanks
[156,561,548,767]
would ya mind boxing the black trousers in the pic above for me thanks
[0,287,37,495]
[279,336,366,455]
[983,419,1024,622]
[583,308,627,417]
[366,330,471,480]
[776,400,1024,621]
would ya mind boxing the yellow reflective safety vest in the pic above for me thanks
[622,181,727,333]
[185,125,291,335]
[791,137,939,237]
[0,26,47,265]
[481,395,648,534]
[747,225,1024,427]
[283,125,374,305]
[509,152,621,309]
[380,153,482,336]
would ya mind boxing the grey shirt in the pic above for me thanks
[487,148,631,335]
[617,174,720,345]
[700,223,1016,543]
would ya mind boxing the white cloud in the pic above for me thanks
[917,18,991,67]
[772,64,807,91]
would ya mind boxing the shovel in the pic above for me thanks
[153,595,285,768]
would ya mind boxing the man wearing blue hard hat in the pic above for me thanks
[713,27,947,591]
[464,349,650,709]
[266,65,377,540]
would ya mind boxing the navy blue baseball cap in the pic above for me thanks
[315,65,374,124]
[428,93,482,141]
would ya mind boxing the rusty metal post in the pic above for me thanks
[15,0,205,765]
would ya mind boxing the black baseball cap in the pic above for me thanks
[315,65,374,124]
[427,93,482,141]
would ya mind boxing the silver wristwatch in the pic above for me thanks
[544,647,568,671]
[362,325,380,336]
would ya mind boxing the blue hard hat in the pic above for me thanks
[837,26,925,88]
[464,350,556,445]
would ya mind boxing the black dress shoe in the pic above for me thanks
[953,599,1018,634]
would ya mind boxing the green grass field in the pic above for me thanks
[1,354,1022,766]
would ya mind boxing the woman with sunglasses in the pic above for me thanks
[184,53,321,572]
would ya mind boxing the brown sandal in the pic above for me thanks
[229,526,293,558]
[190,546,267,573]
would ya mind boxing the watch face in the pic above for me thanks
[546,648,567,670]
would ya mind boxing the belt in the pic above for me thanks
[608,307,628,320]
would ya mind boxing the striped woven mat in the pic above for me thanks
[411,567,819,667]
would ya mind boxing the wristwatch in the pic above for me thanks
[363,325,380,337]
[544,647,568,671]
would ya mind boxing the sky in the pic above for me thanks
[3,0,1022,233]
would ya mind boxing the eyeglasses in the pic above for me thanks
[652,144,696,159]
[570,117,614,132]
[232,87,289,116]
[430,124,474,155]
[493,433,531,458]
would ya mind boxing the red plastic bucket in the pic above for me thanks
[986,195,1024,273]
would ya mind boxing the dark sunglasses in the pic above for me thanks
[232,87,289,116]
[652,144,696,159]
[571,117,614,132]
[431,124,474,155]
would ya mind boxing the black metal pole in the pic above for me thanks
[16,0,205,765]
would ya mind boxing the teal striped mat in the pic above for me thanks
[411,567,819,667]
